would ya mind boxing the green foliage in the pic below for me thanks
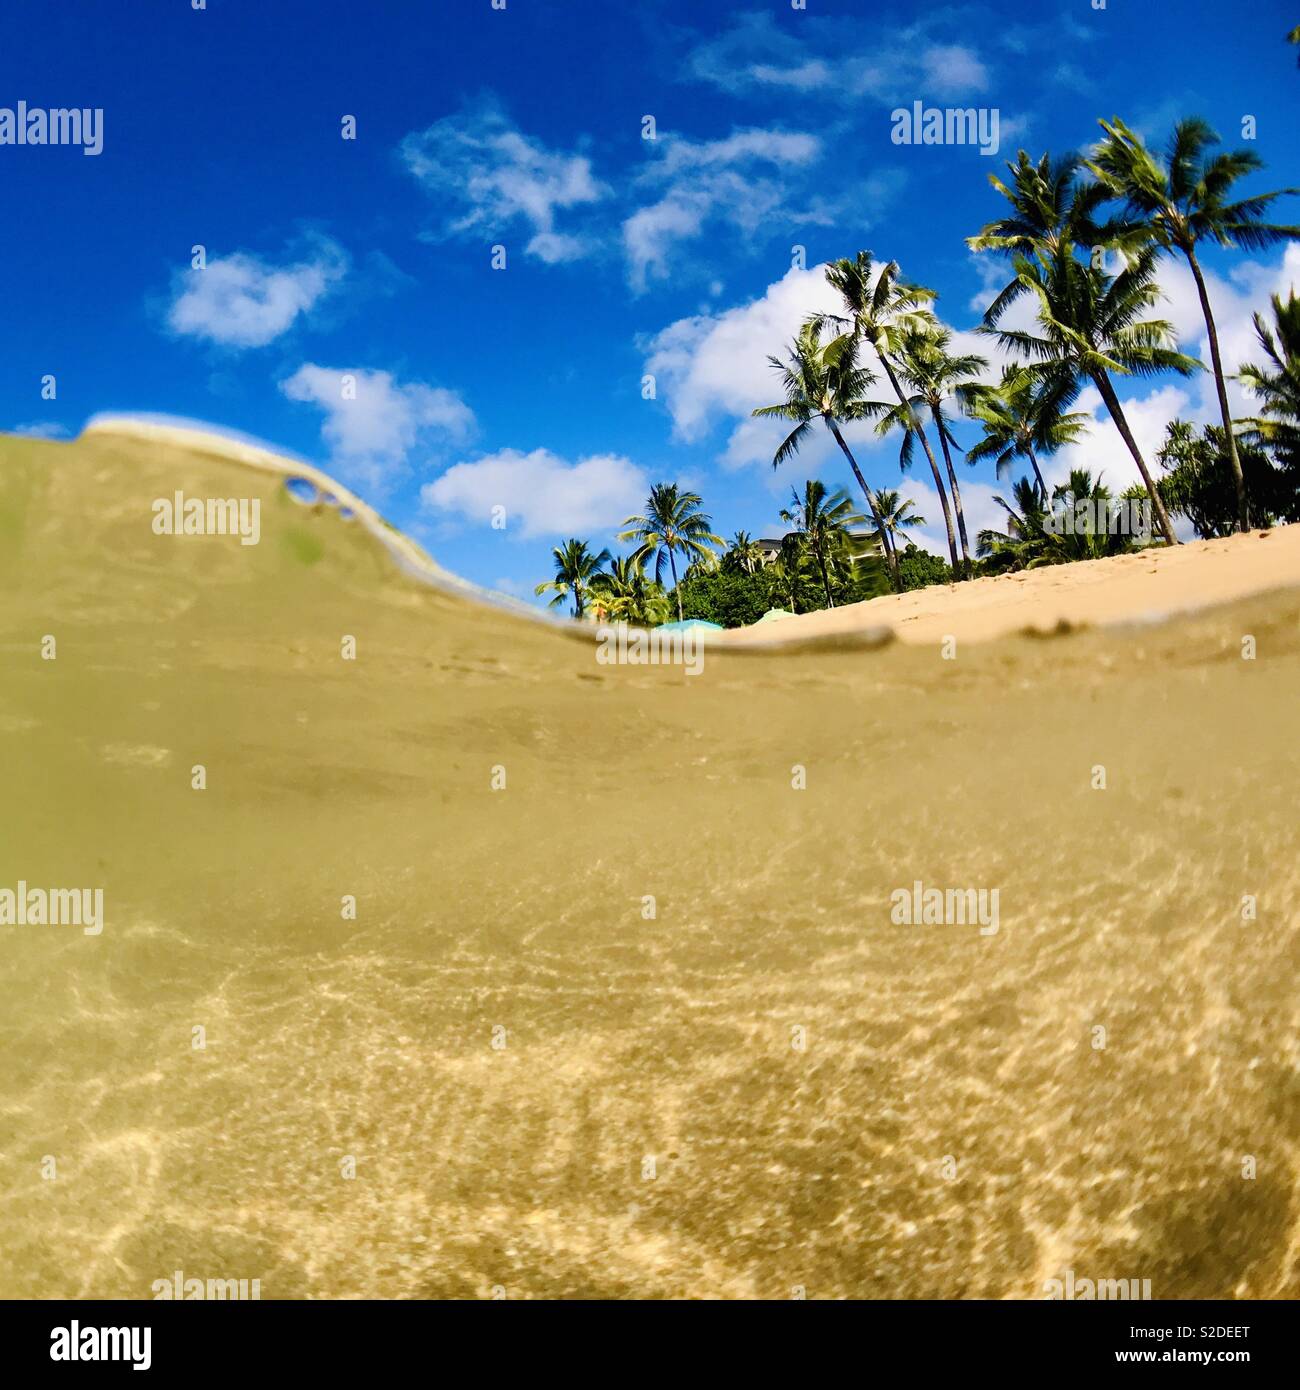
[1240,291,1300,480]
[1156,422,1296,535]
[896,545,953,591]
[978,470,1145,570]
[675,569,776,628]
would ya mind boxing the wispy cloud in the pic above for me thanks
[684,12,990,104]
[623,128,893,293]
[401,96,608,264]
[167,237,347,348]
[422,447,647,539]
[280,365,475,493]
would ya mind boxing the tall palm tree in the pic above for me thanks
[963,363,1090,499]
[778,480,866,609]
[1239,290,1300,474]
[724,531,765,575]
[751,319,900,588]
[883,325,988,571]
[873,489,927,550]
[817,252,963,573]
[983,242,1197,545]
[1088,116,1300,531]
[619,484,722,622]
[535,538,611,619]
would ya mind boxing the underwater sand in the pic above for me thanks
[1,426,1297,1299]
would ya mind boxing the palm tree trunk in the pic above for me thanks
[1186,246,1249,531]
[827,419,900,590]
[814,546,835,608]
[931,404,971,573]
[1090,369,1179,545]
[668,550,682,621]
[881,359,961,573]
[1023,443,1050,501]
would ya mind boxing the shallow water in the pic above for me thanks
[1,430,1297,1299]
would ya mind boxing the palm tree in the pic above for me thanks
[816,252,964,573]
[768,535,817,614]
[873,489,927,550]
[1088,116,1300,531]
[968,150,1110,280]
[619,484,722,622]
[779,480,866,609]
[751,319,900,588]
[978,469,1137,569]
[535,538,611,619]
[963,363,1090,499]
[587,554,673,627]
[1240,290,1300,475]
[982,242,1197,545]
[883,325,988,571]
[724,531,765,575]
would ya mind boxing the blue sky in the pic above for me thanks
[2,0,1298,600]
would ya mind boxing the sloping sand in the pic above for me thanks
[722,526,1300,648]
[2,424,1298,1299]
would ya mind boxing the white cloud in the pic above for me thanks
[401,99,607,263]
[280,365,475,493]
[167,239,346,348]
[921,45,990,97]
[624,129,828,292]
[1042,384,1193,496]
[642,264,846,440]
[421,447,648,540]
[687,13,990,104]
[891,474,1007,559]
[1162,243,1300,420]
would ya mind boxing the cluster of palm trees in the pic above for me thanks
[754,116,1299,580]
[538,115,1298,623]
[536,483,722,622]
[536,477,914,622]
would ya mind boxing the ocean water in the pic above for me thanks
[1,428,1297,1299]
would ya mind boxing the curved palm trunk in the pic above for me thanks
[931,403,971,573]
[1023,443,1050,501]
[1186,246,1249,531]
[1091,369,1179,545]
[668,549,682,621]
[881,358,960,573]
[827,418,900,590]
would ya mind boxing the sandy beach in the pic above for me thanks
[722,525,1300,648]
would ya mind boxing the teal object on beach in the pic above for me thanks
[658,619,725,632]
[755,609,794,623]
